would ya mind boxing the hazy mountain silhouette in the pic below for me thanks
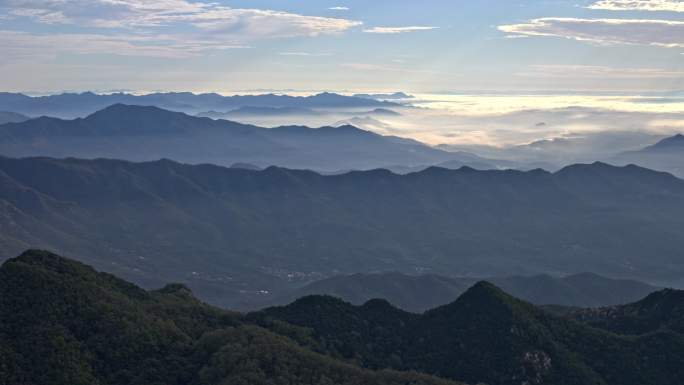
[0,111,29,125]
[611,133,684,177]
[1,156,683,308]
[0,104,454,171]
[352,92,414,100]
[197,106,325,118]
[0,91,399,118]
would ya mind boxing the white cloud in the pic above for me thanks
[0,29,248,60]
[521,64,684,79]
[363,26,438,34]
[329,6,349,11]
[1,0,362,37]
[0,0,362,59]
[341,62,441,75]
[279,52,332,56]
[498,17,684,47]
[588,0,684,12]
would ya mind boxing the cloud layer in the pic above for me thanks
[499,17,684,48]
[363,26,438,34]
[0,0,362,58]
[588,0,684,12]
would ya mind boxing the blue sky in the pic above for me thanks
[0,0,682,93]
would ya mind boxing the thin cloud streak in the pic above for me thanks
[363,26,439,34]
[588,0,684,12]
[498,17,684,48]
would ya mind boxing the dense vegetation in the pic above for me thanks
[3,250,684,385]
[252,282,684,385]
[0,250,462,385]
[565,288,684,335]
[1,156,683,308]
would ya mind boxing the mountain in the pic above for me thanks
[565,287,684,335]
[1,157,684,308]
[611,133,684,178]
[365,108,402,116]
[0,250,462,385]
[353,92,414,100]
[0,104,456,171]
[0,111,29,124]
[13,250,684,385]
[644,133,684,151]
[229,162,262,170]
[252,281,684,385]
[0,91,399,118]
[197,106,325,118]
[262,272,660,312]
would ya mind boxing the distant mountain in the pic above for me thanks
[230,162,262,170]
[353,92,414,100]
[0,111,29,125]
[197,107,400,122]
[17,250,684,385]
[0,104,455,171]
[263,272,660,312]
[1,157,684,308]
[252,281,684,385]
[362,108,402,116]
[379,153,518,175]
[0,250,461,385]
[0,91,398,118]
[197,106,325,118]
[610,133,684,177]
[643,133,684,151]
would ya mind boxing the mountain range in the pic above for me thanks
[1,156,684,308]
[0,111,29,125]
[0,250,461,385]
[352,92,414,100]
[251,279,684,385]
[611,134,684,178]
[262,272,660,312]
[0,104,461,171]
[0,91,398,118]
[4,249,684,385]
[196,107,400,120]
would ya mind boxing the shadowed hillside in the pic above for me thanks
[1,156,683,308]
[0,250,462,385]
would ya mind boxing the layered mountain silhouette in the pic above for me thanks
[0,250,462,385]
[352,92,414,100]
[197,106,325,118]
[1,156,683,308]
[0,111,29,125]
[611,133,684,177]
[263,272,659,312]
[0,104,457,171]
[0,91,398,118]
[197,107,400,119]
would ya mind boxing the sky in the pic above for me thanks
[0,0,682,94]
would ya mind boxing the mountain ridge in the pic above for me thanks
[0,91,399,118]
[0,249,463,385]
[0,104,457,171]
[261,271,660,312]
[1,156,684,308]
[610,133,684,178]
